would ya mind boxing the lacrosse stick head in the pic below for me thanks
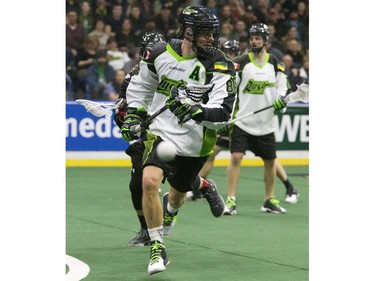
[285,83,309,103]
[175,84,214,106]
[76,99,117,117]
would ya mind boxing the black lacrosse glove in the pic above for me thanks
[120,108,147,142]
[166,86,203,124]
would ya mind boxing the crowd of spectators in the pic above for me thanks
[66,0,309,100]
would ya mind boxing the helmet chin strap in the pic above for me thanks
[250,43,265,54]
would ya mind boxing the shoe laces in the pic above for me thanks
[164,212,178,226]
[269,198,280,207]
[226,197,236,208]
[150,241,165,264]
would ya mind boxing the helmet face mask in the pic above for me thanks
[249,23,270,54]
[178,5,220,58]
[139,32,165,59]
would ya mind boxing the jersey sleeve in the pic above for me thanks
[199,52,237,129]
[125,43,167,110]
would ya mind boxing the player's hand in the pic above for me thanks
[166,86,192,118]
[273,98,287,110]
[120,114,143,142]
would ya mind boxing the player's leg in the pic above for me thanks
[142,136,172,275]
[253,133,286,214]
[275,159,299,203]
[187,145,223,201]
[225,125,247,215]
[126,141,150,246]
[263,158,277,199]
[142,165,169,275]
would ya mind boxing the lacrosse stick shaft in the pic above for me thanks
[226,105,274,125]
[133,105,169,132]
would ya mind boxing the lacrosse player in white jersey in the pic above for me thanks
[120,5,236,275]
[225,23,299,216]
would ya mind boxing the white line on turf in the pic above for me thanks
[66,254,90,281]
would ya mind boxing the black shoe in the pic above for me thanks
[128,229,151,247]
[261,198,286,214]
[148,240,169,275]
[200,179,225,217]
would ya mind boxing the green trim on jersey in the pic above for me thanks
[167,44,196,61]
[142,133,158,165]
[200,127,217,156]
[249,53,270,69]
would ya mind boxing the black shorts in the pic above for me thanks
[230,125,276,160]
[216,133,229,148]
[142,133,208,193]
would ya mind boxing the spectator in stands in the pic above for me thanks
[66,0,80,14]
[89,18,111,50]
[116,19,140,52]
[281,26,301,51]
[297,1,308,26]
[219,5,235,25]
[299,54,309,84]
[282,54,303,90]
[128,5,145,38]
[283,10,304,42]
[123,46,140,74]
[240,6,258,29]
[94,0,109,19]
[232,20,248,41]
[266,7,284,40]
[206,0,219,17]
[143,16,159,34]
[79,1,95,33]
[105,3,125,37]
[284,38,304,68]
[154,5,177,40]
[267,23,283,50]
[253,0,269,24]
[104,69,126,100]
[74,35,100,98]
[219,21,235,46]
[66,9,86,58]
[266,40,284,62]
[228,0,246,22]
[87,49,115,100]
[106,37,130,71]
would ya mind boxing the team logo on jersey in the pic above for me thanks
[243,78,276,95]
[156,75,187,96]
[214,62,228,70]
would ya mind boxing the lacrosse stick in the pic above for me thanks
[76,99,118,117]
[226,83,309,125]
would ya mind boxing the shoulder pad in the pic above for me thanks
[143,42,168,63]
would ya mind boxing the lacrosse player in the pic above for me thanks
[225,23,299,216]
[120,5,236,275]
[113,31,165,247]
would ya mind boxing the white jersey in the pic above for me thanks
[233,52,290,136]
[126,39,236,157]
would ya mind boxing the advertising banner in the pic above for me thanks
[66,102,309,151]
